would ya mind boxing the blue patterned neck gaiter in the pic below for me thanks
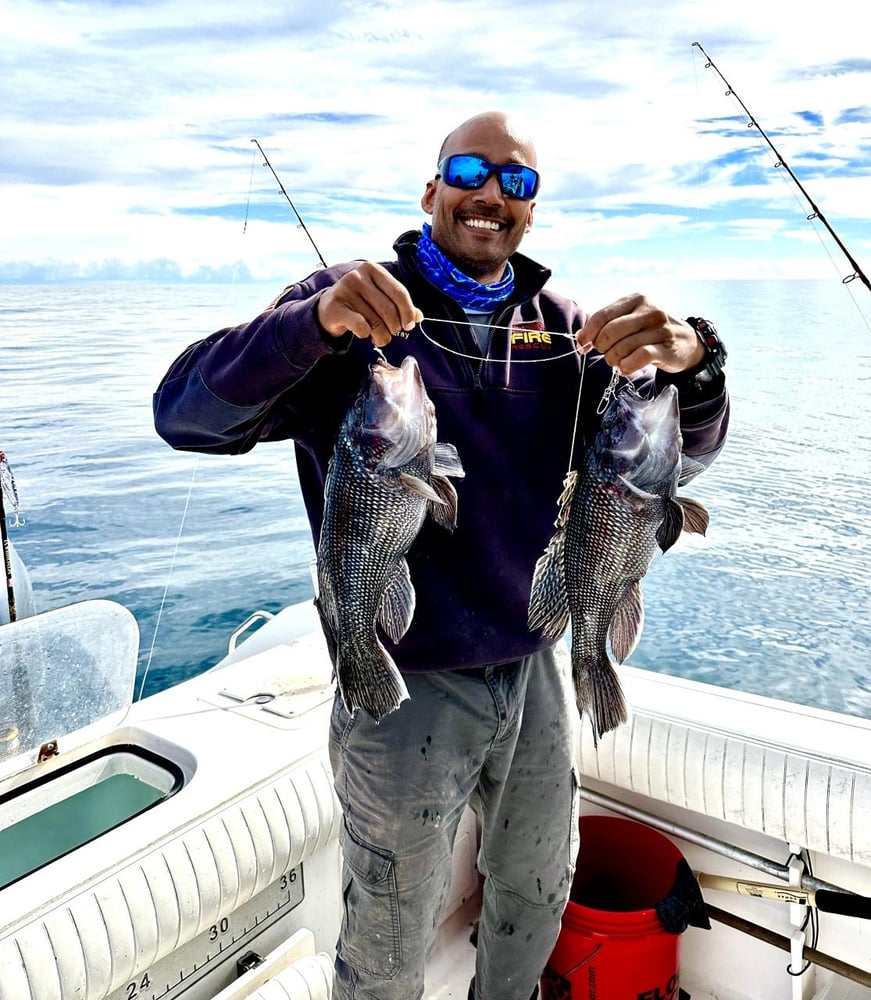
[416,223,515,311]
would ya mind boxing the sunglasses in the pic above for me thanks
[436,154,540,200]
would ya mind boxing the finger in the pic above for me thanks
[585,313,639,359]
[364,265,422,332]
[354,286,409,343]
[579,293,645,346]
[319,277,403,344]
[598,328,664,375]
[320,298,388,344]
[611,344,654,377]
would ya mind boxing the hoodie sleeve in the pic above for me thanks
[152,264,360,453]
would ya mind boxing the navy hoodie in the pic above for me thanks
[153,230,729,672]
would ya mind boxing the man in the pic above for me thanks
[154,111,729,999]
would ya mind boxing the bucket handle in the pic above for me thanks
[562,943,602,979]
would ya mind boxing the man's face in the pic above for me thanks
[421,118,536,284]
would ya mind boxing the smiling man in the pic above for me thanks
[421,114,537,283]
[154,110,729,1000]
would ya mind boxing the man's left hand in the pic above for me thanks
[577,293,705,376]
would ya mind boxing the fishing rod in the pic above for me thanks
[250,138,328,269]
[0,451,20,623]
[694,870,871,920]
[693,41,871,295]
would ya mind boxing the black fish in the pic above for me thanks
[317,354,464,720]
[528,383,709,743]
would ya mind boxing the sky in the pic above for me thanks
[2,0,870,289]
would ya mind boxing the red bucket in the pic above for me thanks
[541,815,684,1000]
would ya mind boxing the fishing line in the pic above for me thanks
[137,459,200,702]
[567,352,589,476]
[416,317,608,477]
[218,146,260,305]
[417,316,585,363]
[147,148,259,675]
[242,144,257,236]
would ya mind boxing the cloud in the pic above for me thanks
[2,0,870,283]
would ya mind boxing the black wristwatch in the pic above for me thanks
[676,316,727,390]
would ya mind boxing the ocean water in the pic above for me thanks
[3,279,871,719]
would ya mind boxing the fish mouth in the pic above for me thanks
[603,385,680,477]
[364,355,436,466]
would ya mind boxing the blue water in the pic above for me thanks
[3,280,871,718]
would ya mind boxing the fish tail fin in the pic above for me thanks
[574,652,628,747]
[337,639,410,722]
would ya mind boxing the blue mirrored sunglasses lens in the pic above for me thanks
[500,165,538,198]
[439,156,538,199]
[441,156,490,188]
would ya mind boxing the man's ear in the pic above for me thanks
[421,179,437,215]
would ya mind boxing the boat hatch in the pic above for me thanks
[0,743,182,889]
[0,600,140,783]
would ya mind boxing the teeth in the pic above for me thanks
[464,218,501,231]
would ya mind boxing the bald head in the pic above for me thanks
[437,111,537,168]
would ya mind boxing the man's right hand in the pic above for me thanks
[316,262,423,347]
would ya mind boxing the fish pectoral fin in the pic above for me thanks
[378,558,416,642]
[616,474,659,503]
[677,496,709,536]
[399,472,444,503]
[527,531,570,638]
[656,499,685,551]
[609,581,645,662]
[434,442,465,480]
[428,475,460,531]
[678,455,708,486]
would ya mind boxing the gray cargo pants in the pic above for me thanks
[329,643,581,1000]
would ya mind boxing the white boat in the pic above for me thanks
[1,594,869,1000]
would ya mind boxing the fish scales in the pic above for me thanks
[529,383,709,744]
[316,353,464,721]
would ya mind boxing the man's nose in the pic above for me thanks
[474,173,505,203]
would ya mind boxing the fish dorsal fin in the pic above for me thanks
[677,496,709,536]
[399,472,444,503]
[656,499,685,552]
[609,580,645,663]
[378,557,416,643]
[678,455,708,487]
[427,475,460,532]
[434,442,465,479]
[527,472,577,638]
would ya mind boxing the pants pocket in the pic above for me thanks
[339,822,402,980]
